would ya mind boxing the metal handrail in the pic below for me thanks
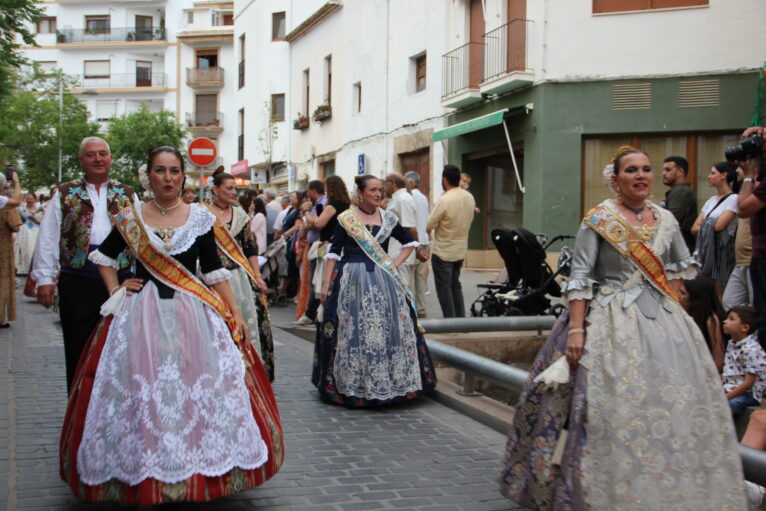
[74,73,167,88]
[482,18,532,82]
[185,111,224,128]
[420,316,555,334]
[425,335,766,487]
[441,41,484,98]
[56,27,166,43]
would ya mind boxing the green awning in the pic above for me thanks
[432,109,507,142]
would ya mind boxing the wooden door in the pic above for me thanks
[400,149,431,201]
[507,0,526,71]
[135,15,152,41]
[136,61,152,87]
[469,0,484,88]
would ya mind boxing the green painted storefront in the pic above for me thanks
[442,72,760,252]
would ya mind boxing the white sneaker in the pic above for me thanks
[292,316,313,326]
[746,481,765,509]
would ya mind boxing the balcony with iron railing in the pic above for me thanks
[73,73,167,89]
[56,27,166,44]
[186,67,224,88]
[481,19,534,95]
[186,111,224,131]
[441,19,533,108]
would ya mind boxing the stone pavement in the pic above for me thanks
[0,285,524,511]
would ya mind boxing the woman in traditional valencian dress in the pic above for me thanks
[60,147,283,505]
[499,147,747,510]
[15,193,42,275]
[313,174,437,406]
[206,169,275,380]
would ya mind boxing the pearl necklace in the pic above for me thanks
[152,199,181,216]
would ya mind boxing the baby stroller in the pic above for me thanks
[260,237,289,306]
[470,228,574,318]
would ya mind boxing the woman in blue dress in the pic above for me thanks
[313,175,437,406]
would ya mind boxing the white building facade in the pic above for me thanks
[19,0,193,130]
[286,0,450,202]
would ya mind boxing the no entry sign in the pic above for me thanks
[188,137,217,167]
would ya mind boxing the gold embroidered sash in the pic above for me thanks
[337,209,422,324]
[584,205,679,302]
[112,205,244,343]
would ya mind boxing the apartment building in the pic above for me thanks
[438,0,766,265]
[234,0,291,190]
[19,0,191,130]
[287,0,449,199]
[177,1,238,172]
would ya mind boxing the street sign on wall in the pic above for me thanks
[231,159,249,176]
[358,154,366,175]
[188,137,217,167]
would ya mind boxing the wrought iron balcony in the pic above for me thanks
[482,19,532,82]
[56,27,166,44]
[186,67,224,87]
[441,41,484,99]
[74,73,167,88]
[186,111,223,128]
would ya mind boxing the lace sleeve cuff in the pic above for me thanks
[666,258,698,280]
[202,268,231,285]
[324,252,342,261]
[402,241,419,248]
[561,278,596,301]
[88,249,119,270]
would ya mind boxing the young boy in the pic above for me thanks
[722,306,766,415]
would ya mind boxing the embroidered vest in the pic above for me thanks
[58,179,133,269]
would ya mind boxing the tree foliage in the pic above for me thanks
[0,0,43,99]
[106,105,187,190]
[0,66,98,190]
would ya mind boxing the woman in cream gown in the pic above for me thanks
[499,147,746,510]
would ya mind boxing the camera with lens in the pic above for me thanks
[724,133,764,162]
[4,164,13,181]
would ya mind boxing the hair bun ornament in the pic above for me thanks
[603,163,617,193]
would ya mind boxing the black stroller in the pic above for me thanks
[469,228,574,318]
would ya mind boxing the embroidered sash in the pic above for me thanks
[584,205,679,301]
[337,209,422,323]
[212,220,262,286]
[112,205,244,343]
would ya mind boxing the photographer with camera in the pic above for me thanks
[735,126,766,345]
[0,165,23,209]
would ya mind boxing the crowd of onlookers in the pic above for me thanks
[174,165,477,327]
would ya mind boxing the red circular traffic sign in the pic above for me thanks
[188,137,217,167]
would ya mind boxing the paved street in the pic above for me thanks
[0,281,523,511]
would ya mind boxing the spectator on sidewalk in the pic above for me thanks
[427,165,475,318]
[0,173,22,328]
[249,197,268,255]
[460,172,481,214]
[273,194,292,239]
[384,173,418,285]
[294,180,326,326]
[0,167,22,209]
[661,156,697,251]
[724,164,756,310]
[721,306,766,416]
[405,171,430,318]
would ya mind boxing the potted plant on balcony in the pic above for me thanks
[312,103,331,123]
[293,113,309,130]
[312,103,332,123]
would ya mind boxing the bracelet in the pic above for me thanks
[568,328,585,336]
[743,178,755,184]
[109,285,120,296]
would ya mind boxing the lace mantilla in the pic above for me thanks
[139,203,216,255]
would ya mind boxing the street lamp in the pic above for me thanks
[58,78,97,184]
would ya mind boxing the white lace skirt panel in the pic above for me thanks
[77,281,268,486]
[14,224,38,273]
[333,262,422,401]
[229,267,261,358]
[580,296,747,510]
